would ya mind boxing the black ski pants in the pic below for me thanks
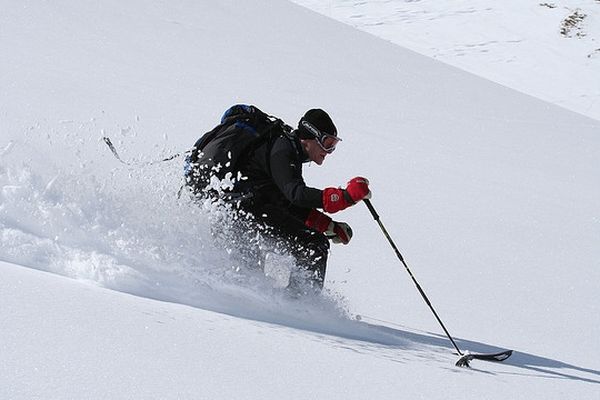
[241,203,330,288]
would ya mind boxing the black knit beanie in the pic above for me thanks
[297,109,338,140]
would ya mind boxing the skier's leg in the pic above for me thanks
[249,205,330,289]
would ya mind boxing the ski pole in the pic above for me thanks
[102,136,187,166]
[363,198,468,363]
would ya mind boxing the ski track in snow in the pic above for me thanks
[291,0,600,121]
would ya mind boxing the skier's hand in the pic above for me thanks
[325,221,353,244]
[304,209,332,232]
[346,177,371,202]
[322,177,371,213]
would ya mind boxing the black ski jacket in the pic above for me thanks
[239,130,323,221]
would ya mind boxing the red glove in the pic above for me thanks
[322,177,371,213]
[304,209,332,233]
[346,177,371,202]
[325,221,353,244]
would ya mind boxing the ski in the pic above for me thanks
[455,349,513,367]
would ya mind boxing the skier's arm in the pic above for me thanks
[269,139,323,209]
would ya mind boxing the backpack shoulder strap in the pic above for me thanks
[262,123,294,177]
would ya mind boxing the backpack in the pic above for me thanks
[184,104,290,197]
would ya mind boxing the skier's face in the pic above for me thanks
[303,139,329,165]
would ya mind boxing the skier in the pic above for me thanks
[187,107,371,291]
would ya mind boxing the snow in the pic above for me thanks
[1,0,600,398]
[291,0,600,121]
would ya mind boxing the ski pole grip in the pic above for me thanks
[364,199,380,221]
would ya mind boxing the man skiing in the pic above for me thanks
[186,106,371,291]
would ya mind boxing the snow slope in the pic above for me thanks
[0,260,429,399]
[291,0,600,121]
[4,260,598,399]
[1,0,600,398]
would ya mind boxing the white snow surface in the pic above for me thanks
[291,0,600,122]
[1,1,600,399]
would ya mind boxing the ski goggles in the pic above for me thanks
[316,134,340,153]
[301,120,342,153]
